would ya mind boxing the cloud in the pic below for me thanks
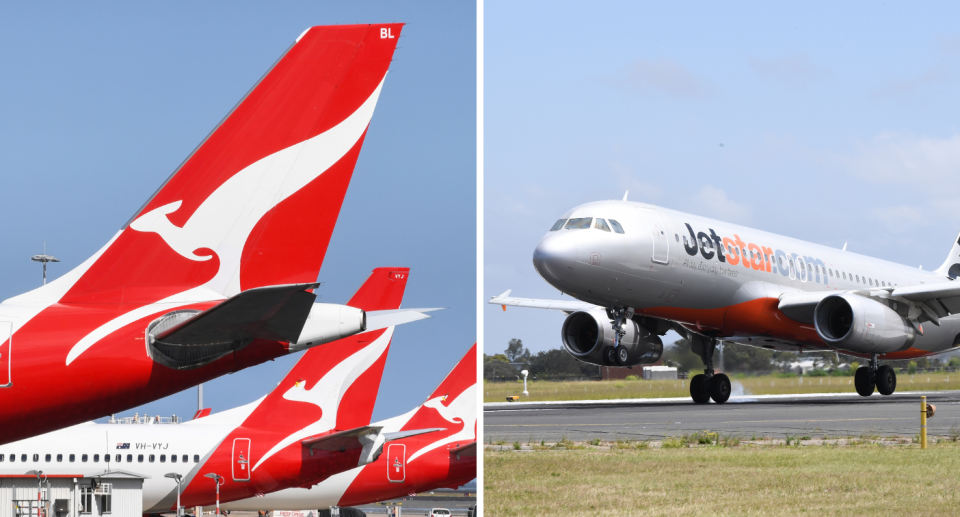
[748,55,830,88]
[606,59,714,99]
[609,161,664,201]
[691,185,752,224]
[842,132,960,183]
[868,204,927,234]
[873,66,953,97]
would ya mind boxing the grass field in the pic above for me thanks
[483,371,960,402]
[485,442,960,516]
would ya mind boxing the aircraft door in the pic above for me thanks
[0,322,10,387]
[386,444,405,483]
[639,209,670,264]
[232,438,251,481]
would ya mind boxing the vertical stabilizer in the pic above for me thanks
[935,232,960,279]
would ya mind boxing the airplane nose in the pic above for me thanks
[533,233,577,289]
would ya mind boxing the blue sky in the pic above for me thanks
[0,2,476,422]
[484,1,960,355]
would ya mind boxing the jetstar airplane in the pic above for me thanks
[221,343,477,512]
[0,23,444,446]
[0,267,446,514]
[490,198,960,403]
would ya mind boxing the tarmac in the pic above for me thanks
[484,390,960,442]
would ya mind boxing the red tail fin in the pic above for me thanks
[61,24,403,305]
[241,267,410,434]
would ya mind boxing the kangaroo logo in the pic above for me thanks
[129,78,386,298]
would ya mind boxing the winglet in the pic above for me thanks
[622,191,629,201]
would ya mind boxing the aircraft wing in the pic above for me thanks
[780,281,960,326]
[488,290,599,313]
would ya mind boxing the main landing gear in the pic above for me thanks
[689,336,731,404]
[854,354,897,397]
[603,307,634,366]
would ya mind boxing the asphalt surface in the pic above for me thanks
[484,390,960,441]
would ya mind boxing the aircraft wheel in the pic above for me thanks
[876,365,897,395]
[709,373,731,404]
[616,346,630,365]
[603,346,617,366]
[854,366,875,397]
[690,374,711,404]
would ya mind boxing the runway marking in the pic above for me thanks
[485,417,916,428]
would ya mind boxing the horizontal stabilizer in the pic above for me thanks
[449,441,476,459]
[383,427,446,442]
[302,425,382,453]
[154,283,319,346]
[364,308,442,331]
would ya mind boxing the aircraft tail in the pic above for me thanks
[401,343,478,464]
[53,24,403,305]
[241,267,410,434]
[935,231,960,279]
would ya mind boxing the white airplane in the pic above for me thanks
[491,198,960,403]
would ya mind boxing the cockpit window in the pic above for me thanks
[595,219,612,232]
[608,219,625,234]
[549,219,566,231]
[564,218,593,229]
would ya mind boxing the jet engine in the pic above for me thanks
[813,293,916,354]
[560,310,663,366]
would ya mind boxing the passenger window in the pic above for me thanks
[829,269,833,277]
[105,454,110,462]
[115,454,121,463]
[45,454,50,462]
[138,454,143,463]
[127,454,132,463]
[594,218,611,232]
[0,454,4,462]
[21,454,26,462]
[69,454,75,462]
[608,219,625,234]
[564,218,592,230]
[675,234,679,242]
[149,454,155,463]
[7,454,13,463]
[182,455,188,463]
[549,219,566,231]
[82,454,88,462]
[56,454,62,462]
[194,455,200,463]
[93,454,99,462]
[856,275,860,282]
[171,455,178,463]
[34,454,39,462]
[160,454,166,463]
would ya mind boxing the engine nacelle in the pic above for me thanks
[813,293,916,354]
[560,310,663,367]
[293,303,367,350]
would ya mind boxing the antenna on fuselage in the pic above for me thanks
[842,242,847,251]
[622,191,629,201]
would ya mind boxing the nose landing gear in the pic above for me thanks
[689,336,730,404]
[606,306,634,365]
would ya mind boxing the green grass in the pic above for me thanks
[484,371,960,403]
[485,442,960,516]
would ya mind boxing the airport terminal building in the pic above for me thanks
[0,471,144,517]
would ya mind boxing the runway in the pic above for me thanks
[484,390,960,442]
